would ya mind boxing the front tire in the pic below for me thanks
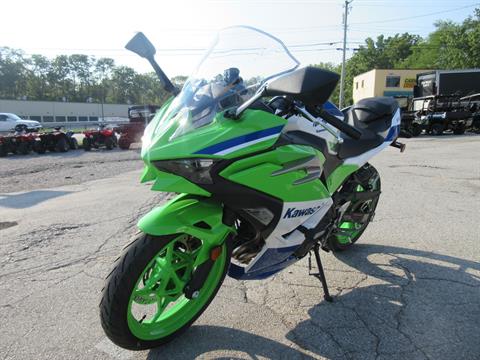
[56,137,69,152]
[83,137,91,151]
[410,123,422,136]
[105,136,114,150]
[100,232,230,350]
[0,144,7,157]
[69,137,79,150]
[18,141,30,155]
[453,124,466,135]
[118,137,131,150]
[431,123,444,135]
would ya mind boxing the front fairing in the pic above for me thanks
[142,106,286,161]
[139,26,299,195]
[140,103,286,195]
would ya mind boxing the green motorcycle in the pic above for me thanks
[100,26,404,350]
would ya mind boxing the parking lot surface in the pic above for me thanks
[0,135,479,359]
[0,148,143,193]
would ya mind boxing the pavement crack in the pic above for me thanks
[392,261,431,360]
[239,281,249,303]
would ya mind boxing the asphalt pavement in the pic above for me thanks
[0,135,479,360]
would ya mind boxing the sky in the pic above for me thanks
[1,0,479,77]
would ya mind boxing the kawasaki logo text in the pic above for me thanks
[283,206,320,219]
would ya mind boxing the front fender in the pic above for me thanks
[138,194,234,263]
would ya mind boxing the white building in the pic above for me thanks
[0,99,132,126]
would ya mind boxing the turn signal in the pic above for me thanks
[210,246,222,261]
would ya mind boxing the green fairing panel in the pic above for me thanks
[142,109,286,162]
[140,107,286,195]
[326,164,359,193]
[220,145,330,202]
[137,194,234,264]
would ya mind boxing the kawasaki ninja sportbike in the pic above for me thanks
[100,26,405,350]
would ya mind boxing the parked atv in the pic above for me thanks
[0,136,9,157]
[12,124,38,155]
[0,134,18,156]
[83,124,117,151]
[35,127,78,154]
[117,105,159,150]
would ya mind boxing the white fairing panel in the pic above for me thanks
[245,198,333,272]
[343,108,401,167]
[242,106,400,274]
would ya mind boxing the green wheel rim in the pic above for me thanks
[127,235,226,340]
[336,184,368,245]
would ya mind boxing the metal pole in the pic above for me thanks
[101,86,105,123]
[339,0,352,109]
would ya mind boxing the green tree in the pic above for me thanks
[0,47,29,99]
[26,55,52,100]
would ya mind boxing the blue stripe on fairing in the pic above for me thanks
[228,245,300,280]
[194,125,284,155]
[324,101,344,118]
[384,124,400,142]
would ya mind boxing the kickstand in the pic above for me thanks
[308,244,333,302]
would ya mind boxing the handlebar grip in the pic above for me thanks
[318,108,362,140]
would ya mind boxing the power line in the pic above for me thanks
[350,3,479,25]
[11,40,352,55]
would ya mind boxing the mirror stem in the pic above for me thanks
[230,87,266,119]
[147,57,179,96]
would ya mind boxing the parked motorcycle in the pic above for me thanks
[100,26,405,350]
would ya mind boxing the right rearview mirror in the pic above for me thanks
[265,67,340,107]
[125,32,156,59]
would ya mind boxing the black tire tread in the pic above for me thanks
[99,232,230,350]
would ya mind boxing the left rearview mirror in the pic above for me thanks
[125,32,156,59]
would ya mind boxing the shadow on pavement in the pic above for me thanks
[146,245,479,359]
[147,325,316,360]
[287,244,480,359]
[0,190,72,208]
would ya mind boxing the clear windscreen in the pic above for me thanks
[164,26,300,139]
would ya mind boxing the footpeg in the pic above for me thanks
[390,140,406,152]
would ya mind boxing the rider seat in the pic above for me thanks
[338,97,399,159]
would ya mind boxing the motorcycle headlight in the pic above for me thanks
[153,158,217,184]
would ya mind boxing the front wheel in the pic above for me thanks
[453,124,466,135]
[69,137,79,150]
[410,123,422,137]
[82,137,91,151]
[18,141,30,155]
[56,137,69,152]
[100,232,230,350]
[105,136,114,150]
[431,123,444,135]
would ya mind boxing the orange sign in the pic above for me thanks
[404,78,416,88]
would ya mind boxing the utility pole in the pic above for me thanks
[339,0,352,109]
